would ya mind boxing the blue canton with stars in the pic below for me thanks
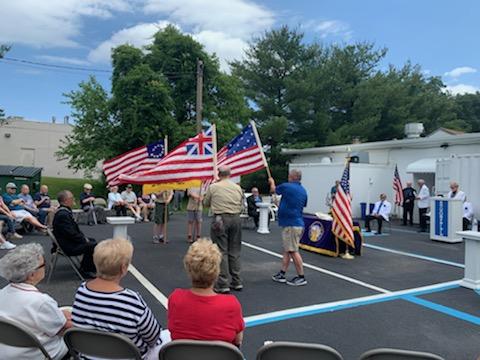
[340,162,350,194]
[226,124,258,156]
[147,140,165,159]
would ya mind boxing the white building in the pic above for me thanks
[0,116,96,179]
[283,123,480,220]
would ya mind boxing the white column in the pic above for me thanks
[256,202,271,234]
[457,230,480,290]
[106,216,136,239]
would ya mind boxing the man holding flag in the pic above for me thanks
[269,169,308,286]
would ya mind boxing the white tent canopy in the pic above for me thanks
[406,158,438,173]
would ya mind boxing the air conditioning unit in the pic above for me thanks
[350,151,369,163]
[404,123,424,138]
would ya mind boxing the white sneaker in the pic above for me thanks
[0,241,16,250]
[10,233,23,240]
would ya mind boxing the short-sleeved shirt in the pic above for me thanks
[33,192,51,209]
[18,193,35,208]
[2,193,24,211]
[276,182,308,227]
[0,283,67,359]
[168,289,244,345]
[154,190,173,204]
[73,282,162,358]
[121,191,137,204]
[79,192,96,206]
[203,180,243,215]
[186,188,203,211]
[107,192,123,209]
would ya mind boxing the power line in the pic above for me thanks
[0,56,198,77]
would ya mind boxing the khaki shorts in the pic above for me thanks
[282,226,304,252]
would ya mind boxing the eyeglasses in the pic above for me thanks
[36,262,46,270]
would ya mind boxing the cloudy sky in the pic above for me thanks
[1,0,479,121]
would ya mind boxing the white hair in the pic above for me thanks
[0,243,44,283]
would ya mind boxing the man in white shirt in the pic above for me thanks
[416,179,430,232]
[364,193,391,235]
[463,199,474,231]
[447,181,466,202]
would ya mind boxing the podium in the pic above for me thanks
[256,202,271,234]
[430,197,463,243]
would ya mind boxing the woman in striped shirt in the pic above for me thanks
[72,238,165,359]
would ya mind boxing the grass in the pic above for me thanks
[42,177,106,207]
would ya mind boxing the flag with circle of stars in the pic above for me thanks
[147,140,165,159]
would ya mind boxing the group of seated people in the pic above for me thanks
[0,236,244,359]
[107,184,155,222]
[0,183,52,250]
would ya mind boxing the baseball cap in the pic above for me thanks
[83,183,93,190]
[6,182,17,189]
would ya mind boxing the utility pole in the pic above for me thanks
[196,59,204,133]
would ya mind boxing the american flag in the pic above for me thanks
[331,161,355,248]
[118,127,215,184]
[217,121,267,178]
[103,140,165,186]
[393,164,404,205]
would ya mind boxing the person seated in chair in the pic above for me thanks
[79,183,106,226]
[33,185,57,227]
[0,191,23,240]
[138,192,155,222]
[121,184,143,222]
[168,239,244,347]
[365,193,391,235]
[0,243,72,359]
[18,184,40,218]
[463,198,474,231]
[72,238,167,360]
[107,185,127,216]
[2,183,47,233]
[52,190,97,278]
[247,187,263,228]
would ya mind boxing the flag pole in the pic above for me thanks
[341,155,354,260]
[212,124,218,181]
[163,135,169,244]
[250,120,272,179]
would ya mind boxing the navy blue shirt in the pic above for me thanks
[276,182,308,227]
[33,192,51,209]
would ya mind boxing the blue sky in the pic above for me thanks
[1,0,479,122]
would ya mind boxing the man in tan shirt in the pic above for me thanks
[204,166,244,293]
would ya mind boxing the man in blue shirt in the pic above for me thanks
[268,169,308,286]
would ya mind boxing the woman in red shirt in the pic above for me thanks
[168,239,245,346]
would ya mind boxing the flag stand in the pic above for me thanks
[341,250,354,260]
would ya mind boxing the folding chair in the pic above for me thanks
[359,348,445,360]
[0,317,53,360]
[64,328,142,360]
[256,341,343,360]
[159,340,244,360]
[46,229,84,283]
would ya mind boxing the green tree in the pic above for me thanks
[60,27,250,173]
[57,77,112,174]
[454,92,480,132]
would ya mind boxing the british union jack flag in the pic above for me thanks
[186,127,213,155]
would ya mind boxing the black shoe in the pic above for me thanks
[231,284,243,292]
[272,272,287,283]
[286,276,307,286]
[81,271,96,279]
[365,229,371,233]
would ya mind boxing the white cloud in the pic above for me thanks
[444,84,479,95]
[0,0,132,48]
[314,20,352,40]
[87,21,171,63]
[36,55,91,66]
[143,0,275,38]
[444,66,477,78]
[193,31,248,71]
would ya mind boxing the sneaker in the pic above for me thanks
[214,288,231,294]
[152,235,164,244]
[231,284,243,291]
[272,272,287,283]
[286,276,307,286]
[0,241,16,250]
[9,232,23,240]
